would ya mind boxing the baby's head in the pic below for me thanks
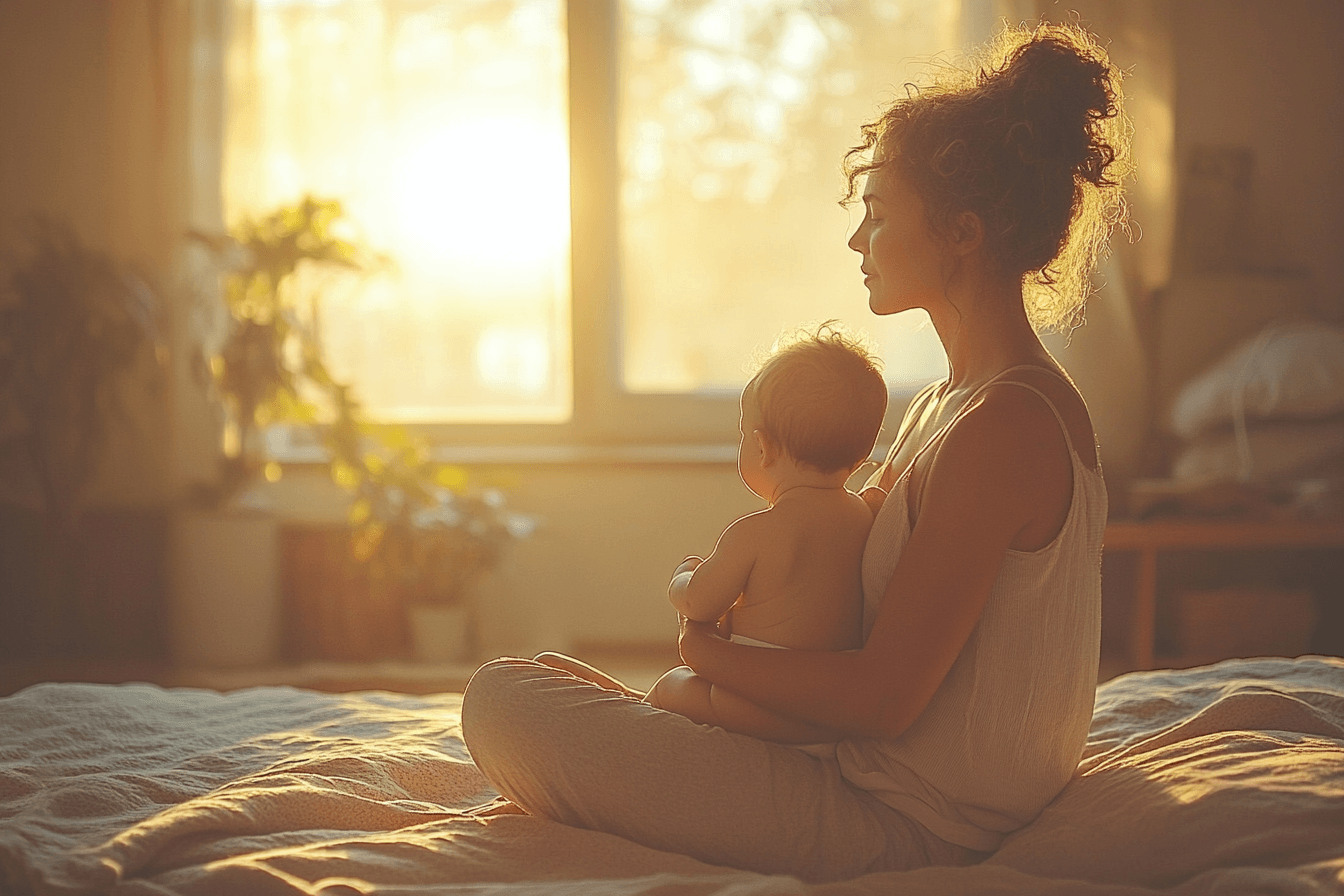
[744,323,888,475]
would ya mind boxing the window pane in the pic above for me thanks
[224,0,570,422]
[618,0,954,393]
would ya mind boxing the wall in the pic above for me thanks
[0,3,111,242]
[1153,0,1344,414]
[1173,0,1344,297]
[1044,0,1344,499]
[256,459,763,658]
[474,463,761,656]
[0,0,190,510]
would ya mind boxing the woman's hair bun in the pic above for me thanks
[993,34,1119,186]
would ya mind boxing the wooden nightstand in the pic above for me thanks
[1104,518,1344,670]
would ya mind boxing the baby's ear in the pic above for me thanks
[753,429,777,466]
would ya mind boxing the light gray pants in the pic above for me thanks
[460,658,982,882]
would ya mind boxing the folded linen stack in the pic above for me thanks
[1166,319,1344,517]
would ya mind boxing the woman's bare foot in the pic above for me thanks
[533,652,646,699]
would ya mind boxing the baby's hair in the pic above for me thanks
[747,322,887,474]
[842,21,1132,333]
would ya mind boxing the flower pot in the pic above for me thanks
[407,603,472,664]
[169,508,280,667]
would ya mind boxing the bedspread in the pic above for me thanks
[2,656,1342,895]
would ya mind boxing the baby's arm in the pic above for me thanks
[668,515,759,622]
[646,666,840,744]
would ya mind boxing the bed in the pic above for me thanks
[2,655,1341,895]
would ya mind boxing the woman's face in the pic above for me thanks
[847,164,951,316]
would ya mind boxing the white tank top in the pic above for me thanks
[836,370,1107,852]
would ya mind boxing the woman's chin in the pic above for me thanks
[866,286,900,316]
[868,291,925,317]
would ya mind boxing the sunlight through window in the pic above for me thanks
[225,0,571,423]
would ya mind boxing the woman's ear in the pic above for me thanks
[947,210,984,256]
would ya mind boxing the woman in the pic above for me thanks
[461,20,1131,882]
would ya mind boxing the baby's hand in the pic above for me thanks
[860,486,888,517]
[673,555,704,577]
[668,556,704,615]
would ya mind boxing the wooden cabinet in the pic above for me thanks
[1104,519,1344,671]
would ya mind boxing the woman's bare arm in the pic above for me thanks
[647,666,842,743]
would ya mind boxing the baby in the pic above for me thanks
[645,323,888,744]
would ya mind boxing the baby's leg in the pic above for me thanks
[533,651,646,699]
[644,665,717,724]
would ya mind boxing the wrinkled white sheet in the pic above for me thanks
[2,656,1342,895]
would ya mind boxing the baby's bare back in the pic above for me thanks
[730,490,872,652]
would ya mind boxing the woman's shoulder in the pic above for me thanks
[969,366,1098,470]
[914,382,1081,552]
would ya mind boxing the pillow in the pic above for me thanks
[1170,419,1344,484]
[1169,321,1344,440]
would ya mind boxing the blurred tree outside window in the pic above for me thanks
[619,0,954,393]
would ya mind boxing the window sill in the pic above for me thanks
[431,442,741,466]
[267,430,741,467]
[268,438,898,469]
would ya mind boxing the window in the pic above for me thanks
[223,0,572,426]
[220,0,968,446]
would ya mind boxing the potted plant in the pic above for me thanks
[171,197,382,667]
[345,440,537,662]
[188,196,386,506]
[0,217,162,527]
[186,196,534,665]
[0,217,164,655]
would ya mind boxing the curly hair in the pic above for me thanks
[842,22,1133,332]
[747,322,888,474]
